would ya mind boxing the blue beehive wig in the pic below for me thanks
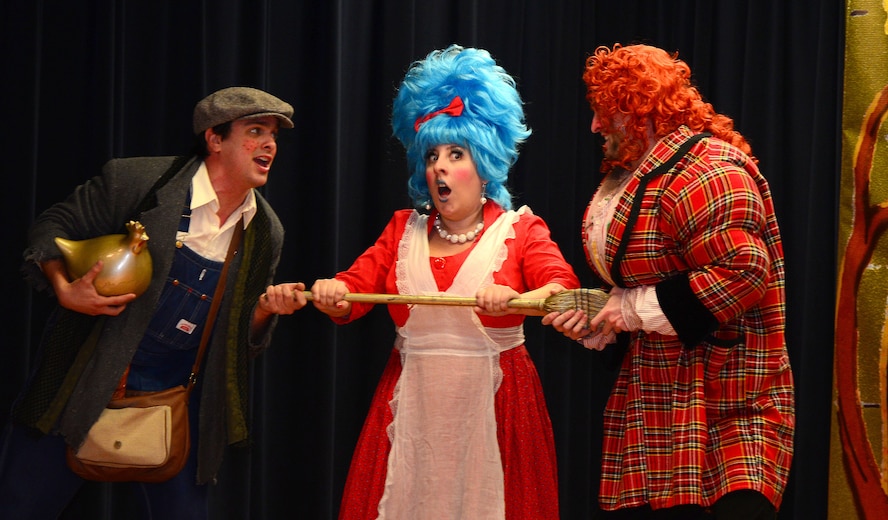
[392,45,531,211]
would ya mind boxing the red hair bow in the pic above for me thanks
[414,96,464,132]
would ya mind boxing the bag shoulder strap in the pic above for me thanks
[186,216,244,391]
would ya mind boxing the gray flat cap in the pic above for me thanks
[193,86,294,134]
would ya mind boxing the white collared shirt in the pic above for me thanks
[175,161,257,261]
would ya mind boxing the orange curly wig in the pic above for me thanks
[582,44,755,173]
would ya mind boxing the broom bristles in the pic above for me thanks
[540,288,610,315]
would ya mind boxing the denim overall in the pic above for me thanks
[126,244,222,391]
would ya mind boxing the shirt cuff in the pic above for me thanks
[578,331,617,350]
[622,285,677,335]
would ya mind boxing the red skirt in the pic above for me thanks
[337,345,560,520]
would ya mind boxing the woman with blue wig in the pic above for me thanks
[312,45,579,519]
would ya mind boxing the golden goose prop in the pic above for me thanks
[54,221,153,297]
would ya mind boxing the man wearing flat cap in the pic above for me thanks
[0,86,307,518]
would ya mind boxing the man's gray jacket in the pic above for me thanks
[16,155,285,483]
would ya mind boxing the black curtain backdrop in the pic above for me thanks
[0,1,841,519]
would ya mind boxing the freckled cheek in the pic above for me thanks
[241,140,259,152]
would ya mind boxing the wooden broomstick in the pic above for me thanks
[301,287,610,316]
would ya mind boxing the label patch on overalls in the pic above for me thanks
[176,319,197,334]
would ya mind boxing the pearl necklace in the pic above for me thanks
[434,215,484,244]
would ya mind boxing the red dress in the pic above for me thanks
[334,203,579,519]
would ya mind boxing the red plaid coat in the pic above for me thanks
[586,127,795,511]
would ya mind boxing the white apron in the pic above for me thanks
[376,207,529,520]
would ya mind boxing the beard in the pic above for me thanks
[598,130,648,174]
[598,132,624,173]
[602,133,621,161]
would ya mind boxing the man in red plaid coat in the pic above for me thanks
[545,43,794,520]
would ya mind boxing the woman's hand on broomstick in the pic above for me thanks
[474,284,521,316]
[476,283,568,317]
[311,278,352,318]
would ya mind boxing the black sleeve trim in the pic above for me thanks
[656,273,718,348]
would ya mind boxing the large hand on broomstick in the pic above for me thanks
[301,287,610,320]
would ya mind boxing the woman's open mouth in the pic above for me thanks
[437,180,451,201]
